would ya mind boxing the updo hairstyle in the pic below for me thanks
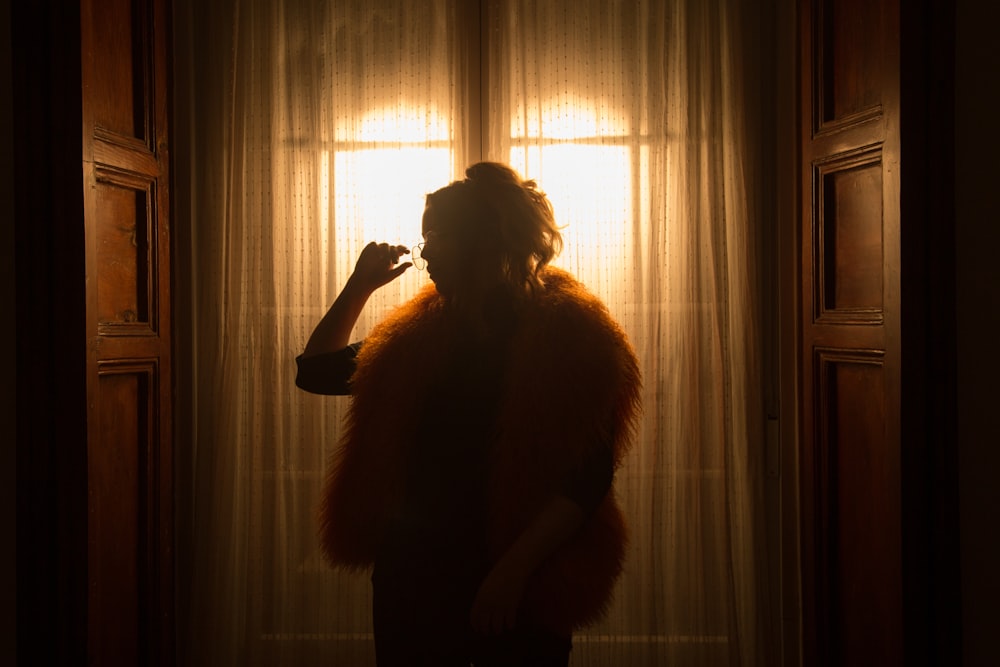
[424,162,563,292]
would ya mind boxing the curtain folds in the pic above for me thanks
[181,0,773,664]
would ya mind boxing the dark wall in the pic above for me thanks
[2,0,16,662]
[10,1,89,664]
[956,1,1000,665]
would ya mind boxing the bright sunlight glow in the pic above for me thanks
[317,99,633,300]
[337,103,451,144]
[332,104,453,267]
[509,98,632,295]
[510,93,631,139]
[333,147,451,243]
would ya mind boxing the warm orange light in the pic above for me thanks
[509,97,632,294]
[330,104,453,301]
[308,99,634,306]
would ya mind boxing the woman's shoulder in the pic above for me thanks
[532,267,616,327]
[537,265,586,296]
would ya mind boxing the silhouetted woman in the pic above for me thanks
[296,162,641,666]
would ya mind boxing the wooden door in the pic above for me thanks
[796,0,902,664]
[80,0,174,664]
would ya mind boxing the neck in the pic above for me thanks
[445,281,520,340]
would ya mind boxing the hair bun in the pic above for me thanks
[465,161,526,188]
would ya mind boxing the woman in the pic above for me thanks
[296,162,641,666]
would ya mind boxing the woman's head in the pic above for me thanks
[420,162,562,300]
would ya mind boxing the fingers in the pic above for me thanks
[470,606,494,635]
[350,242,414,292]
[475,608,514,636]
[388,261,412,279]
[470,595,517,636]
[357,242,412,272]
[364,242,410,265]
[382,243,410,264]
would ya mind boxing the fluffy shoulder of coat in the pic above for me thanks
[318,266,642,633]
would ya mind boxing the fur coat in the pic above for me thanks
[318,267,642,634]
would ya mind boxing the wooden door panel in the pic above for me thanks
[820,0,885,124]
[817,152,884,316]
[94,174,154,328]
[798,0,901,664]
[82,0,150,143]
[81,0,173,663]
[812,350,901,665]
[90,364,152,666]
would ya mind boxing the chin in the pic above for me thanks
[434,285,455,300]
[429,276,453,298]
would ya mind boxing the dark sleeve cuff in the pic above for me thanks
[294,342,362,395]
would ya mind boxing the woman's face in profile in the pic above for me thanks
[420,205,465,298]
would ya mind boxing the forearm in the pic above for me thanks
[301,276,373,358]
[471,494,586,634]
[494,494,585,581]
[301,242,411,357]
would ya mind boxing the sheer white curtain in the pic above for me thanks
[179,0,773,664]
[485,2,772,663]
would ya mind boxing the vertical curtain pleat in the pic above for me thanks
[182,1,772,665]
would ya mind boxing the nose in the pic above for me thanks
[419,238,439,263]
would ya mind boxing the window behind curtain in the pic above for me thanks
[486,2,753,662]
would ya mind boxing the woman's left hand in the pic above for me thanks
[470,563,526,635]
[469,496,585,635]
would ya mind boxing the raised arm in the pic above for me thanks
[301,242,412,358]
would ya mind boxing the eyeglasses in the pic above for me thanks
[410,230,449,271]
[411,243,427,270]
